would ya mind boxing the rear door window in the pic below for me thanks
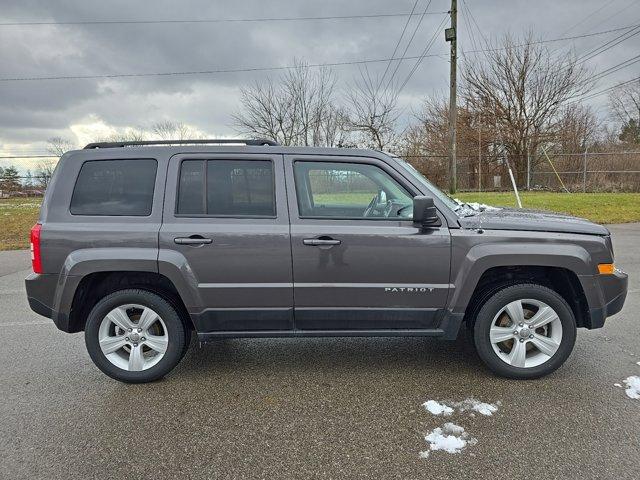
[70,159,157,216]
[176,159,275,217]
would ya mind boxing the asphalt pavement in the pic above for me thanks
[1,225,639,479]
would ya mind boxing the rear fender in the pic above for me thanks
[54,248,159,325]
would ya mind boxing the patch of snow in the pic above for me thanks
[623,376,640,399]
[636,361,640,366]
[614,383,623,388]
[422,423,475,456]
[418,397,498,459]
[422,400,453,416]
[468,400,499,416]
[468,202,500,212]
[424,398,500,416]
[454,198,501,212]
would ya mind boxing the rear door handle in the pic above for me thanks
[303,238,341,246]
[174,236,213,245]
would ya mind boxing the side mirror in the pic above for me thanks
[413,196,441,228]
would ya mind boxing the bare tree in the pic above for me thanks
[344,69,401,151]
[554,104,600,153]
[151,121,203,140]
[46,136,76,157]
[233,61,347,146]
[609,79,640,125]
[402,97,500,190]
[38,137,77,188]
[462,32,592,185]
[609,80,640,144]
[100,129,148,142]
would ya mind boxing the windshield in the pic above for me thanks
[393,156,462,213]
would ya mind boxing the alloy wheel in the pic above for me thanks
[489,299,563,368]
[98,304,168,371]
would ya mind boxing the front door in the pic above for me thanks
[285,155,451,331]
[159,153,293,332]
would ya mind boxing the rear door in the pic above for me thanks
[159,153,293,332]
[285,155,451,331]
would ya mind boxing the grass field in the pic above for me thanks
[316,191,640,224]
[1,192,639,250]
[0,198,41,250]
[455,192,640,224]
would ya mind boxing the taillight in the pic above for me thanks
[30,223,42,274]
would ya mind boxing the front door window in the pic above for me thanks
[293,161,414,220]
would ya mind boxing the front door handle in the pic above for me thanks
[174,236,213,245]
[303,237,341,246]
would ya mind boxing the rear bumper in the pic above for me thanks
[581,268,628,329]
[25,273,73,332]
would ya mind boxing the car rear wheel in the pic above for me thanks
[85,289,187,383]
[473,283,577,379]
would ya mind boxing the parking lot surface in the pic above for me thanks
[1,224,639,479]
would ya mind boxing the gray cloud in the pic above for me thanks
[0,0,638,155]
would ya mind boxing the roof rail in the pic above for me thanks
[83,138,279,149]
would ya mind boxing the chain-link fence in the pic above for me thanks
[0,175,48,198]
[404,150,640,193]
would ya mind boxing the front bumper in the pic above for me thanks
[581,268,628,329]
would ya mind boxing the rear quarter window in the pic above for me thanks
[70,159,157,216]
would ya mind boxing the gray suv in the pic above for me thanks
[25,139,628,383]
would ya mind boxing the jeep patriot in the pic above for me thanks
[25,139,628,383]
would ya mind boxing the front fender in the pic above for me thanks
[448,242,593,314]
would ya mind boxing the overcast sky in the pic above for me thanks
[1,0,639,171]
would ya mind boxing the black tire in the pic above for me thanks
[85,289,187,383]
[473,283,577,379]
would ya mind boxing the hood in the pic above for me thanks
[457,207,609,235]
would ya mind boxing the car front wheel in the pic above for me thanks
[473,283,577,379]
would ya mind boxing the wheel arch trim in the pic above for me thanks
[448,242,593,314]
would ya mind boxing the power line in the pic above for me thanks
[563,53,640,100]
[575,24,640,66]
[559,0,619,37]
[546,0,620,58]
[2,23,634,84]
[0,155,57,159]
[464,23,639,55]
[378,0,421,90]
[567,75,640,105]
[0,54,450,83]
[594,0,639,30]
[383,0,434,93]
[459,1,479,52]
[589,53,640,83]
[397,15,449,94]
[0,11,449,27]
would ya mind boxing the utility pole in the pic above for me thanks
[478,115,482,192]
[446,0,457,194]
